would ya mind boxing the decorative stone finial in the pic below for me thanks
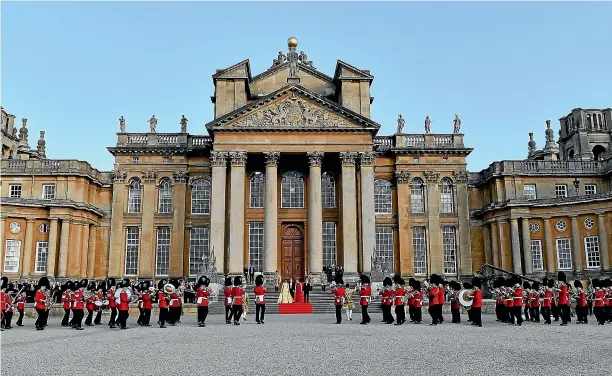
[288,37,298,48]
[528,132,537,157]
[180,115,188,133]
[19,118,28,144]
[119,116,126,133]
[148,115,157,133]
[424,116,432,133]
[37,131,46,158]
[545,119,555,144]
[396,114,405,134]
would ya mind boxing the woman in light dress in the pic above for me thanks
[277,280,294,304]
[343,283,355,321]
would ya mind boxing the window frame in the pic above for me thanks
[155,227,171,276]
[322,222,337,267]
[249,171,265,209]
[157,178,173,214]
[442,226,457,275]
[190,179,212,215]
[374,179,393,215]
[125,227,140,276]
[132,156,139,164]
[248,222,264,272]
[3,239,22,273]
[127,178,142,214]
[530,239,544,271]
[375,227,394,272]
[188,227,210,276]
[439,178,454,213]
[281,171,305,209]
[9,184,22,198]
[412,226,427,275]
[555,238,572,270]
[322,172,336,209]
[34,241,49,274]
[523,184,537,200]
[42,184,56,200]
[555,184,568,199]
[584,236,601,269]
[584,184,597,196]
[410,178,425,214]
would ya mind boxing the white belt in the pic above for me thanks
[226,297,232,304]
[197,297,208,304]
[255,295,264,303]
[170,299,178,304]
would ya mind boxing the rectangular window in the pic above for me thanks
[375,227,394,272]
[555,184,568,198]
[585,184,597,196]
[555,238,572,270]
[523,184,537,200]
[248,222,264,272]
[189,227,209,276]
[35,241,49,273]
[530,239,544,271]
[250,173,264,208]
[163,157,169,164]
[442,226,457,275]
[411,184,425,213]
[125,227,140,276]
[9,184,21,198]
[155,227,171,276]
[4,240,21,273]
[322,222,337,267]
[132,156,139,164]
[42,184,55,200]
[413,227,427,275]
[584,236,601,269]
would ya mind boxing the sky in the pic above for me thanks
[2,2,611,172]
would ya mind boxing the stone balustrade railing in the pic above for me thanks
[471,159,609,184]
[374,133,466,150]
[1,158,111,185]
[116,133,211,149]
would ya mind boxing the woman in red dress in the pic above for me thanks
[294,278,305,303]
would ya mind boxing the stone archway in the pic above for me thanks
[592,145,606,161]
[281,224,304,280]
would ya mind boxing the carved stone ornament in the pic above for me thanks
[210,151,228,167]
[307,151,324,167]
[340,151,358,166]
[180,115,188,133]
[19,118,28,143]
[172,170,188,184]
[148,115,157,133]
[359,151,375,166]
[395,171,411,184]
[229,151,247,167]
[232,92,353,129]
[119,116,126,133]
[264,151,280,167]
[1,107,8,129]
[423,171,440,183]
[142,170,158,182]
[37,131,46,157]
[111,170,128,183]
[452,170,469,184]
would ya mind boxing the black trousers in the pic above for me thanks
[117,310,129,328]
[2,311,13,328]
[198,306,209,323]
[94,310,102,325]
[395,304,405,324]
[15,309,24,325]
[531,306,540,322]
[471,307,482,326]
[524,307,531,321]
[72,309,84,328]
[451,307,461,323]
[85,309,94,325]
[108,307,117,326]
[158,307,168,326]
[594,307,606,325]
[335,304,342,323]
[169,307,180,324]
[304,292,310,303]
[256,304,266,322]
[541,306,551,323]
[142,309,151,325]
[513,306,523,325]
[428,305,439,324]
[587,300,593,316]
[408,305,415,322]
[551,304,560,320]
[414,307,422,322]
[233,305,243,323]
[382,305,393,323]
[225,306,233,322]
[576,305,588,323]
[560,304,570,324]
[436,304,444,323]
[506,306,514,324]
[35,309,48,328]
[137,308,144,324]
[361,305,370,323]
[61,308,71,326]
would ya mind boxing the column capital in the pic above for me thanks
[210,151,228,167]
[172,170,188,184]
[424,171,440,183]
[111,170,128,183]
[359,151,376,166]
[340,151,358,166]
[25,218,36,223]
[142,170,158,183]
[307,151,324,167]
[264,151,280,167]
[452,170,469,184]
[542,216,551,221]
[395,170,411,184]
[229,151,247,167]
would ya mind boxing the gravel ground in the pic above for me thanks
[1,314,611,376]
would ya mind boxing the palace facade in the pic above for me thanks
[1,38,611,283]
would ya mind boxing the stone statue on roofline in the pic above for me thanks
[396,114,405,134]
[148,115,157,133]
[119,116,126,133]
[424,116,432,133]
[453,114,461,133]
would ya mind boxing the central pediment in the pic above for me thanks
[206,85,380,133]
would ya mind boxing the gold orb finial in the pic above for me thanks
[287,37,298,48]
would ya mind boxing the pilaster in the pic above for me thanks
[395,170,412,276]
[360,152,376,274]
[424,171,442,274]
[264,151,279,276]
[490,221,500,274]
[307,151,323,277]
[521,218,533,275]
[340,151,358,274]
[57,218,71,277]
[228,151,247,275]
[542,218,555,273]
[570,216,583,273]
[498,220,509,271]
[598,214,610,271]
[510,218,522,274]
[46,218,59,277]
[171,170,188,277]
[21,218,36,278]
[482,223,492,265]
[87,225,97,278]
[80,223,90,278]
[453,170,472,276]
[210,152,228,275]
[140,170,157,278]
[108,170,127,277]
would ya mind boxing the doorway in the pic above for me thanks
[281,223,304,281]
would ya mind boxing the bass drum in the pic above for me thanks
[458,289,473,307]
[114,288,132,305]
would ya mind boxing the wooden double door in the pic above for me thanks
[281,223,304,281]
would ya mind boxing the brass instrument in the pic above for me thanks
[44,289,53,310]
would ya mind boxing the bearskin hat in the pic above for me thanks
[547,278,555,288]
[542,277,549,288]
[224,276,233,287]
[573,280,583,289]
[143,280,151,290]
[360,274,371,285]
[449,281,461,291]
[414,280,422,290]
[393,275,402,285]
[65,280,74,291]
[88,281,96,291]
[604,278,612,288]
[557,271,567,284]
[107,278,116,288]
[198,275,210,287]
[255,275,264,287]
[463,281,473,289]
[523,281,531,289]
[158,278,168,290]
[37,277,51,289]
[121,278,130,288]
[591,279,600,289]
[472,277,482,289]
[79,279,88,289]
[383,277,393,287]
[169,278,180,289]
[1,276,8,290]
[137,282,144,292]
[233,276,242,286]
[6,283,15,293]
[532,281,540,290]
[429,274,442,285]
[492,277,504,289]
[408,277,416,288]
[97,281,107,292]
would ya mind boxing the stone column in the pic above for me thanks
[57,218,71,277]
[70,221,82,278]
[395,171,412,276]
[490,221,500,274]
[543,217,555,273]
[210,152,228,275]
[79,223,90,278]
[108,171,127,277]
[424,171,442,274]
[360,152,376,273]
[495,179,505,202]
[482,224,492,265]
[570,216,583,273]
[498,220,509,271]
[46,218,59,277]
[21,218,36,278]
[228,151,247,275]
[510,218,522,274]
[307,151,323,277]
[598,214,610,270]
[139,170,157,278]
[340,152,358,274]
[0,217,5,267]
[453,170,472,276]
[521,218,533,275]
[171,170,187,277]
[87,225,97,278]
[263,152,279,278]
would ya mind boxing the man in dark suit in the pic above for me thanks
[243,266,248,282]
[290,279,295,299]
[304,277,311,303]
[248,266,255,284]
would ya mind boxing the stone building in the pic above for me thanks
[1,38,611,283]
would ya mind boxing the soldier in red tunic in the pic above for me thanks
[358,274,371,325]
[71,280,87,330]
[224,277,234,325]
[93,281,105,325]
[35,277,51,330]
[380,277,394,324]
[2,283,15,329]
[254,275,267,324]
[331,275,345,324]
[556,272,571,326]
[60,281,73,327]
[437,279,447,324]
[529,281,541,323]
[427,274,441,326]
[573,280,588,324]
[542,280,553,324]
[392,276,406,325]
[592,279,606,325]
[117,278,131,330]
[157,279,169,328]
[106,278,118,328]
[411,280,423,324]
[470,277,483,327]
[136,282,145,326]
[168,279,181,326]
[0,277,7,331]
[14,288,26,327]
[196,276,212,327]
[512,278,524,326]
[522,281,531,322]
[449,281,462,323]
[140,281,153,327]
[231,276,245,325]
[84,281,97,326]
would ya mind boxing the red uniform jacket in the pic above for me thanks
[380,289,393,305]
[142,293,153,310]
[253,286,267,305]
[107,290,117,308]
[505,296,514,308]
[594,290,605,308]
[542,290,553,307]
[407,292,414,308]
[413,291,423,308]
[530,292,540,307]
[525,292,532,308]
[0,291,5,315]
[118,291,130,311]
[35,290,47,310]
[429,287,439,305]
[169,292,181,308]
[72,291,85,310]
[196,287,212,307]
[577,291,588,307]
[86,294,96,311]
[232,287,245,306]
[16,296,25,311]
[450,292,461,310]
[437,287,445,306]
[513,288,523,307]
[158,291,168,309]
[62,292,72,309]
[359,285,371,306]
[472,290,483,308]
[558,285,569,306]
[332,287,345,306]
[4,294,13,312]
[394,287,406,306]
[224,287,232,306]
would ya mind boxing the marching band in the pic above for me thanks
[2,272,612,331]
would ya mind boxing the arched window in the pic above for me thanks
[439,178,454,213]
[158,178,173,214]
[322,172,336,208]
[374,179,392,214]
[410,178,425,213]
[592,145,606,161]
[191,179,211,215]
[250,171,264,208]
[127,178,142,213]
[281,171,304,208]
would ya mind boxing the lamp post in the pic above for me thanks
[573,178,580,195]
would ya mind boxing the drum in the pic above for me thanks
[94,301,104,307]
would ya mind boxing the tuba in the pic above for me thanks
[457,289,474,307]
[163,283,176,294]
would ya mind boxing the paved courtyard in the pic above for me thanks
[1,314,611,376]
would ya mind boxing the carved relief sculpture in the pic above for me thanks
[264,151,280,167]
[395,171,411,183]
[148,115,158,133]
[119,116,126,133]
[396,114,405,134]
[423,171,440,183]
[172,170,188,184]
[451,170,469,184]
[142,170,158,182]
[424,116,432,134]
[453,114,462,133]
[307,151,323,167]
[180,115,188,133]
[111,170,128,183]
